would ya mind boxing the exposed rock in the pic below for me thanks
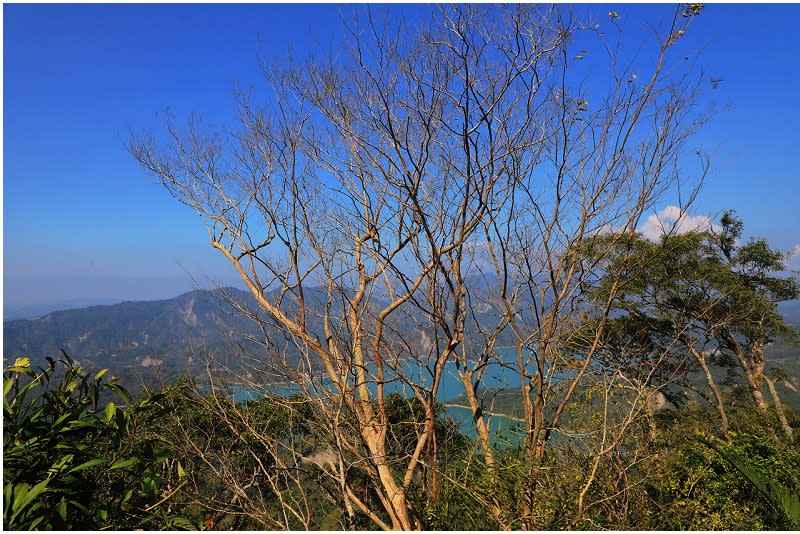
[182,297,198,327]
[647,389,675,412]
[301,447,337,468]
[140,356,163,367]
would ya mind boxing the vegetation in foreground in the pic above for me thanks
[4,347,799,530]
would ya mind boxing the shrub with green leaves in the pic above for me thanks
[3,353,192,530]
[649,421,800,530]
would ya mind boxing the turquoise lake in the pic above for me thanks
[228,347,535,440]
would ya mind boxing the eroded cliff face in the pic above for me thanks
[181,297,199,327]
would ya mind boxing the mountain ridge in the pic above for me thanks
[5,286,799,391]
[3,287,262,389]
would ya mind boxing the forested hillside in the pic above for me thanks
[3,288,259,388]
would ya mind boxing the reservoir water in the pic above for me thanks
[229,347,537,441]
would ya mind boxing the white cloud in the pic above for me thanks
[638,205,719,241]
[786,244,800,271]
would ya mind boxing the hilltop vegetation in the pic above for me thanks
[5,347,800,530]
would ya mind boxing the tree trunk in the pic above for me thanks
[363,428,412,530]
[458,370,510,529]
[689,346,729,434]
[727,336,769,415]
[764,375,794,441]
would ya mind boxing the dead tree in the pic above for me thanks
[131,4,711,529]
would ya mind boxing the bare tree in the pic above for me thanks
[131,4,710,529]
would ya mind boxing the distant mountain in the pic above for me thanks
[1,284,384,391]
[4,298,124,321]
[5,282,798,394]
[3,288,268,390]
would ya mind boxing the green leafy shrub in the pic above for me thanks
[649,420,800,530]
[3,353,191,530]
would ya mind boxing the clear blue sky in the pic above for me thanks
[4,3,800,310]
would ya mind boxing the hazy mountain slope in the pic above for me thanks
[3,288,268,389]
[5,284,798,395]
[4,298,124,321]
[2,285,393,390]
[5,289,248,356]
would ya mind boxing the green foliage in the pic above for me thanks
[5,352,799,530]
[381,393,470,463]
[138,378,343,529]
[413,453,500,530]
[574,213,800,432]
[581,212,798,341]
[3,353,190,530]
[647,417,800,530]
[700,436,800,528]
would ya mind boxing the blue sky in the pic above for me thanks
[4,3,800,310]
